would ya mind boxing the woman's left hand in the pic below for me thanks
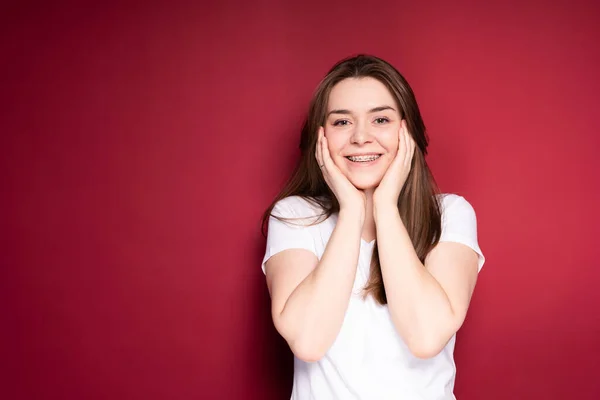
[373,119,416,207]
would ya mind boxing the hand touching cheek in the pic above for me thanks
[373,120,416,207]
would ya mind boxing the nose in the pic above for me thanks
[350,121,372,145]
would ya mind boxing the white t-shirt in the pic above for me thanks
[261,193,485,400]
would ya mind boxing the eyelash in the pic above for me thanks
[332,117,390,126]
[333,120,350,126]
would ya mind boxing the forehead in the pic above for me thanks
[328,77,396,111]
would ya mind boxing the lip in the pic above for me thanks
[345,152,382,157]
[345,154,382,167]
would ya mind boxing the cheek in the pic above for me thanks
[324,130,347,155]
[378,129,400,156]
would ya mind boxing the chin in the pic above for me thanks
[348,176,381,191]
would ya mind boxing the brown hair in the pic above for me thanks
[261,54,442,305]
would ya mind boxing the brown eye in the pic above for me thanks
[374,117,389,124]
[333,120,350,126]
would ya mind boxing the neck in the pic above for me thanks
[362,188,376,243]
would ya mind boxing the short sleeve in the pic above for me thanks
[261,197,318,274]
[439,194,486,271]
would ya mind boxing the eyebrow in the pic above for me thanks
[327,106,396,117]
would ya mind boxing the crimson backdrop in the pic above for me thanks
[2,1,600,399]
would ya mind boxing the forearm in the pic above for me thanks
[278,209,362,361]
[374,202,456,357]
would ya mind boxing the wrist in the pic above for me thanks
[373,201,399,223]
[339,206,365,227]
[372,190,399,208]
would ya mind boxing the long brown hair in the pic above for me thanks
[261,54,442,305]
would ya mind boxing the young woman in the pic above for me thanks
[260,54,485,400]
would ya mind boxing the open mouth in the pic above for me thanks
[345,154,382,163]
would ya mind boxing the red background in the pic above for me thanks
[2,1,599,399]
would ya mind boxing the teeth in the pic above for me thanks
[347,155,381,162]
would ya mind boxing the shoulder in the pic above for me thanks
[436,193,485,270]
[436,193,477,220]
[272,195,325,219]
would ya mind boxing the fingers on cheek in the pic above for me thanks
[320,135,325,157]
[315,138,320,163]
[399,127,403,149]
[403,134,408,165]
[406,132,413,164]
[323,137,331,161]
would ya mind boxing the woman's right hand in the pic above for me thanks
[315,127,366,223]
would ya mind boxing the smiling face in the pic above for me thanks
[324,77,402,191]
